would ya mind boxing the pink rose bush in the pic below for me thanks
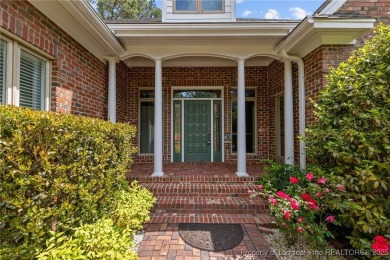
[252,171,350,249]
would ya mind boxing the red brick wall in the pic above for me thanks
[127,66,270,163]
[1,0,108,119]
[338,0,390,25]
[267,60,284,162]
[292,63,300,164]
[116,61,128,122]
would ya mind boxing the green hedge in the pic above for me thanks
[0,105,138,258]
[37,218,137,260]
[305,24,390,248]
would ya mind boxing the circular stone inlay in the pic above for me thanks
[178,223,244,252]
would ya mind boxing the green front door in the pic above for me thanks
[184,100,211,161]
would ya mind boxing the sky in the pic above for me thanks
[155,0,325,20]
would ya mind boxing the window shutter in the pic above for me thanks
[19,50,45,110]
[0,40,6,104]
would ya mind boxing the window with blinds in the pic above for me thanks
[0,39,6,104]
[0,36,49,110]
[19,50,46,110]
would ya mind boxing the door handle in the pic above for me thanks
[207,128,211,145]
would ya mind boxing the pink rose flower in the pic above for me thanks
[298,216,304,223]
[325,188,330,193]
[374,235,388,244]
[284,211,291,220]
[297,227,304,233]
[282,223,287,228]
[306,173,315,181]
[289,177,299,184]
[257,185,264,189]
[290,200,300,210]
[269,197,278,205]
[372,236,390,255]
[315,192,323,198]
[247,190,253,194]
[325,215,335,223]
[276,191,291,201]
[337,184,346,191]
[317,177,326,185]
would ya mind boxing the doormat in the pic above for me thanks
[178,223,244,252]
[184,161,208,165]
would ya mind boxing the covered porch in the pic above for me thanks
[104,18,374,177]
[107,20,301,177]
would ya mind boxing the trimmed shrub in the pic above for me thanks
[0,105,137,257]
[109,181,155,233]
[36,218,137,260]
[305,24,390,248]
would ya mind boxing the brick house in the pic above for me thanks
[0,0,388,176]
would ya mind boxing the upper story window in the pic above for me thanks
[0,35,50,111]
[175,0,224,13]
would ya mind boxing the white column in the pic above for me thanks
[284,60,294,165]
[236,58,248,177]
[107,57,117,123]
[282,50,306,170]
[152,58,164,177]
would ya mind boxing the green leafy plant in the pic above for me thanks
[109,181,156,233]
[305,24,390,248]
[36,218,137,260]
[0,105,138,258]
[256,160,306,191]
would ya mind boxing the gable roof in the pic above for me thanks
[315,0,348,15]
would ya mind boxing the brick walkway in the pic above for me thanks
[138,223,277,260]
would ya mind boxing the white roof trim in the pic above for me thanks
[276,16,376,57]
[108,22,298,37]
[318,0,348,15]
[28,0,125,61]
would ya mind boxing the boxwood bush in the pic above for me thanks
[0,105,153,258]
[305,24,390,248]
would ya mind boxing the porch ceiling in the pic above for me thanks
[107,22,298,63]
[124,55,275,67]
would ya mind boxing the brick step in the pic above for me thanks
[151,197,269,215]
[149,213,276,227]
[142,183,258,198]
[128,174,261,184]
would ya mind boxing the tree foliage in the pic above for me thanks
[90,0,161,20]
[305,24,390,248]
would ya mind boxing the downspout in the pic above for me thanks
[281,49,306,170]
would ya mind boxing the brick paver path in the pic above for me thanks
[138,223,277,260]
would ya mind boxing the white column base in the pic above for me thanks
[236,171,249,177]
[151,172,164,177]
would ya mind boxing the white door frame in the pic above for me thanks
[171,86,224,162]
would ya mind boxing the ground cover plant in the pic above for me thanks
[0,105,155,258]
